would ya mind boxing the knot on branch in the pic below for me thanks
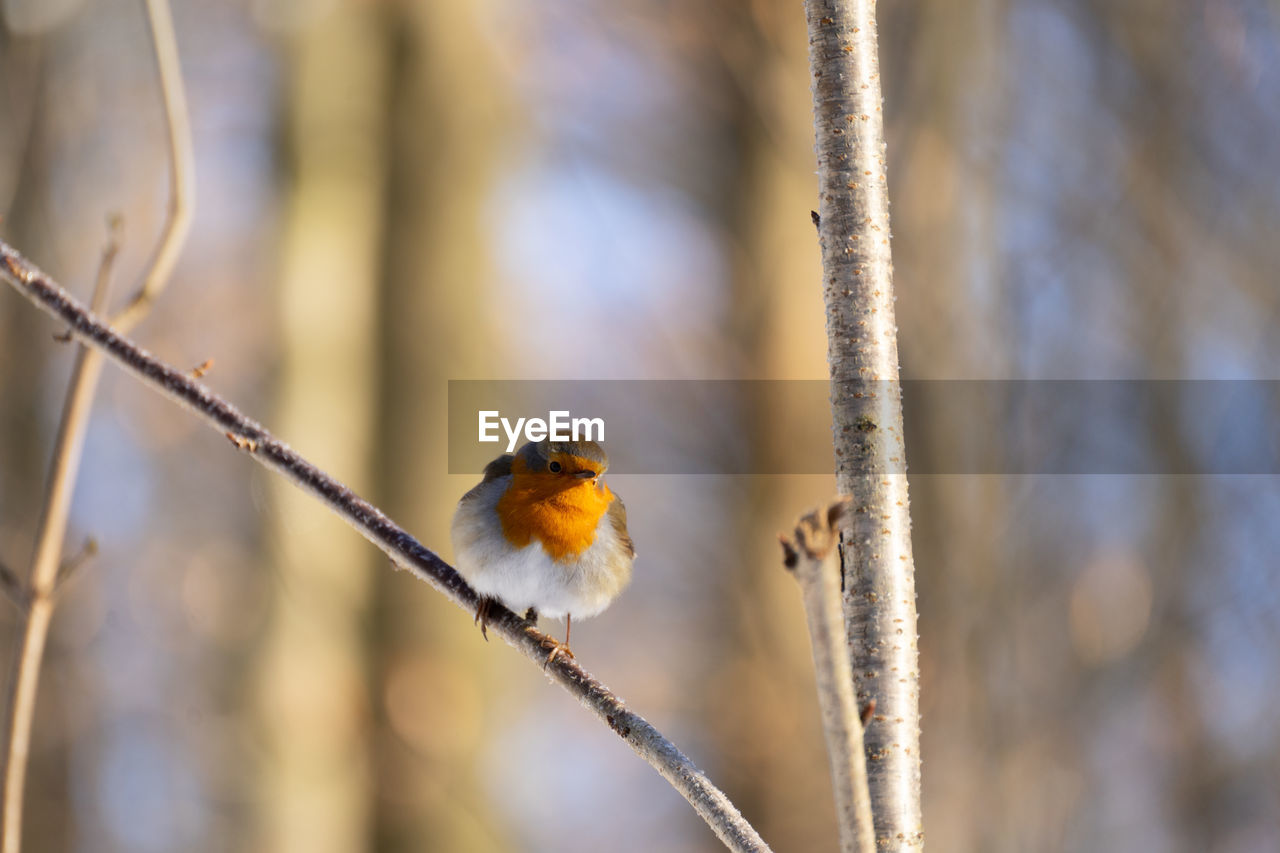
[779,499,849,570]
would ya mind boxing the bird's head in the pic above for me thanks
[511,440,609,488]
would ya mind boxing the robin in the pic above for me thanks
[450,439,634,660]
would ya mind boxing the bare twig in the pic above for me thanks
[781,500,875,853]
[1,1,191,844]
[0,223,119,853]
[805,0,923,849]
[54,538,99,597]
[0,566,23,611]
[110,0,195,335]
[0,239,773,853]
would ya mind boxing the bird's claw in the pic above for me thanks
[541,636,574,667]
[473,596,494,642]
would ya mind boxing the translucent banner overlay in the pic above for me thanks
[448,380,1279,475]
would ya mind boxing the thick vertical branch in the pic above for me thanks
[804,1,923,849]
[781,501,876,853]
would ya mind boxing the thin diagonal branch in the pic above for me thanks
[110,0,195,334]
[0,238,773,853]
[805,0,923,849]
[781,500,875,853]
[1,222,119,853]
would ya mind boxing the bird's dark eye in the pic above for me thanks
[548,460,562,473]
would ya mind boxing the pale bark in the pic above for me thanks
[781,501,876,853]
[804,0,923,848]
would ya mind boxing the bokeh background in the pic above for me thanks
[2,0,1279,851]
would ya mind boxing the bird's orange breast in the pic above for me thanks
[496,474,614,562]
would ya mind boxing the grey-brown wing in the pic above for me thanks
[481,454,514,482]
[459,455,514,503]
[607,494,636,558]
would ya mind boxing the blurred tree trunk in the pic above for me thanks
[251,5,389,850]
[1109,18,1215,846]
[367,3,507,851]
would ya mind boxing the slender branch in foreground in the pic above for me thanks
[1,4,190,843]
[781,500,875,853]
[110,0,195,334]
[805,0,923,848]
[1,224,119,853]
[0,238,773,853]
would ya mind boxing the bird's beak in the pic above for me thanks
[575,469,597,479]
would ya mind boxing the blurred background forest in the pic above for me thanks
[2,0,1279,851]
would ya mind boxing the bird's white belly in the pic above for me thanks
[450,477,630,619]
